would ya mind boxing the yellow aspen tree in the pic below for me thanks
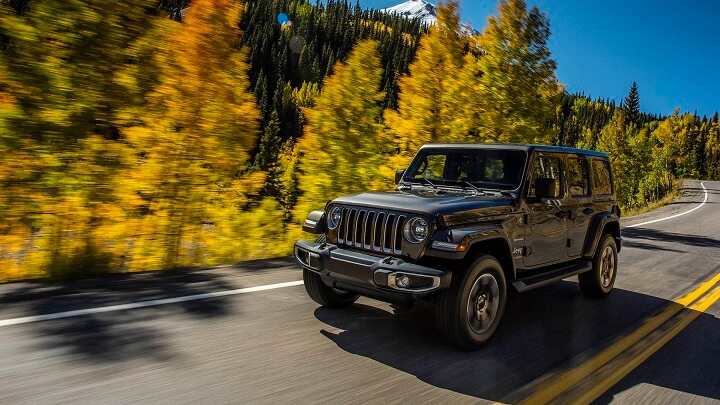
[0,65,33,280]
[293,39,385,221]
[474,0,563,143]
[384,1,466,173]
[597,111,633,206]
[0,0,156,279]
[123,0,262,269]
[445,39,485,142]
[0,0,156,140]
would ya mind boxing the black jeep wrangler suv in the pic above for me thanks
[295,143,621,350]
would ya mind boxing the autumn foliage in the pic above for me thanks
[0,0,715,281]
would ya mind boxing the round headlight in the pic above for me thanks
[404,217,429,243]
[327,206,342,229]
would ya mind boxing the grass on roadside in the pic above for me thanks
[622,180,684,218]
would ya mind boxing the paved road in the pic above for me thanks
[0,180,719,404]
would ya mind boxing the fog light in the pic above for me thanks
[396,274,411,288]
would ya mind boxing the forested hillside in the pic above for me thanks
[0,0,717,281]
[550,87,720,207]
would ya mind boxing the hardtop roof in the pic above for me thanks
[419,143,609,158]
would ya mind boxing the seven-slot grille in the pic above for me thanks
[337,207,407,254]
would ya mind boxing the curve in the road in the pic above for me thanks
[626,181,707,228]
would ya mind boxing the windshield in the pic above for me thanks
[404,149,527,191]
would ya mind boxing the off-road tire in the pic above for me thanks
[579,234,617,299]
[436,255,507,350]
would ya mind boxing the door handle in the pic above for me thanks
[583,208,595,215]
[555,210,577,220]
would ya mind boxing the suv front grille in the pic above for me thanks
[337,208,406,255]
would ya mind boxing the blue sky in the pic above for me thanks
[356,0,720,117]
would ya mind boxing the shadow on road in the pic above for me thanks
[623,227,720,250]
[668,201,718,205]
[315,281,720,402]
[682,186,720,195]
[238,256,297,272]
[620,240,686,253]
[0,269,237,363]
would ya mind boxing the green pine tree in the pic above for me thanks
[623,81,640,125]
[255,109,282,171]
[384,1,466,171]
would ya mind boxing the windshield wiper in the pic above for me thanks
[454,180,484,195]
[414,177,439,189]
[480,188,514,198]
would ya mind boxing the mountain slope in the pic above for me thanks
[382,0,479,35]
[383,0,438,26]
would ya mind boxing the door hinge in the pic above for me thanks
[523,246,533,256]
[567,239,575,248]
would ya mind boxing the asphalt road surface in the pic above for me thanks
[1,180,719,404]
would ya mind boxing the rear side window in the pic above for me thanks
[529,156,562,198]
[591,160,613,195]
[568,158,590,196]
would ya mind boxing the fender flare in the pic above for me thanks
[583,212,621,258]
[426,225,513,263]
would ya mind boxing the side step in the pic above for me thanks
[512,261,593,293]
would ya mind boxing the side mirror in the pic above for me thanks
[394,169,406,185]
[533,178,557,199]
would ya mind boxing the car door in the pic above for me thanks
[565,155,593,258]
[523,154,567,267]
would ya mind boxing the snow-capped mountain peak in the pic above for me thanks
[383,0,438,27]
[382,0,479,35]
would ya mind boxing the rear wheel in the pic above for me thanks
[579,234,617,298]
[436,255,507,350]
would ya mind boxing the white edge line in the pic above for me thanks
[626,181,708,228]
[0,280,303,328]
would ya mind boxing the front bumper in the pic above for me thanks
[294,240,451,307]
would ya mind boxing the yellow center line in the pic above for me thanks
[518,269,720,405]
[676,270,720,306]
[571,284,720,404]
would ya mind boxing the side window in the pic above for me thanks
[529,156,562,198]
[568,158,590,196]
[591,160,613,195]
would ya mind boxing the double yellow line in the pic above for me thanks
[517,268,720,404]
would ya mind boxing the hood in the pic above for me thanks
[331,189,518,224]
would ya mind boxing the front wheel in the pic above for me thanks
[303,269,359,308]
[579,234,617,298]
[436,255,507,350]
